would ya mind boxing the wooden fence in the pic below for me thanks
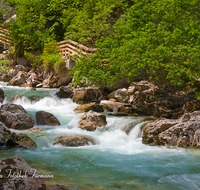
[58,39,97,59]
[0,27,97,58]
[0,27,11,48]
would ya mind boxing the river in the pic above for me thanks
[0,82,200,190]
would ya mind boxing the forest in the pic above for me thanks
[1,0,200,95]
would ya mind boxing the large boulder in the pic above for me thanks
[6,133,37,149]
[78,110,107,131]
[0,122,11,146]
[126,80,200,118]
[36,111,60,126]
[115,88,129,103]
[56,85,75,98]
[0,88,4,103]
[73,102,104,113]
[53,135,94,147]
[0,154,46,190]
[72,87,101,104]
[142,111,200,148]
[7,71,28,86]
[0,103,35,129]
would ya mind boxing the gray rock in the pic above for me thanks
[78,110,107,131]
[73,87,101,104]
[7,71,28,86]
[36,111,60,126]
[143,111,200,148]
[6,133,37,149]
[0,154,46,190]
[0,103,35,129]
[53,135,94,147]
[115,88,129,103]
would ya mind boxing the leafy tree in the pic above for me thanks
[5,0,66,57]
[63,0,132,47]
[71,0,200,91]
[24,38,65,73]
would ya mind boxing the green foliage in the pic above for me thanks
[41,39,65,73]
[6,0,66,56]
[4,0,200,95]
[71,0,200,90]
[25,39,65,73]
[0,59,10,74]
[63,0,131,47]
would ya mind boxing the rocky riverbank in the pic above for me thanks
[0,52,200,189]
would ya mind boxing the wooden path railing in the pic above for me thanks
[0,27,97,58]
[0,27,11,48]
[58,39,97,58]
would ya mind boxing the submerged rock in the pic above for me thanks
[47,184,69,190]
[143,111,200,148]
[10,95,24,102]
[6,133,37,149]
[72,87,101,104]
[78,110,107,131]
[29,127,44,132]
[28,95,40,102]
[73,102,104,113]
[53,135,94,147]
[36,111,61,126]
[0,103,35,129]
[0,154,46,190]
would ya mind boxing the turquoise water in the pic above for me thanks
[0,82,200,190]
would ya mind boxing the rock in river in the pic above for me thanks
[53,135,94,147]
[6,133,37,149]
[72,87,101,104]
[0,154,46,190]
[36,111,60,126]
[0,103,35,129]
[142,111,200,148]
[78,110,107,131]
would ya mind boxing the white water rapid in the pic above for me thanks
[0,83,200,190]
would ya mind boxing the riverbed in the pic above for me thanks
[0,82,200,190]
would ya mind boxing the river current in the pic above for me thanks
[0,82,200,190]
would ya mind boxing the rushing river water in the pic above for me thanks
[0,82,200,190]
